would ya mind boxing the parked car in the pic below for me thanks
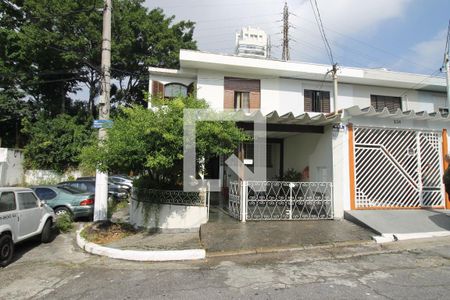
[0,187,55,267]
[31,186,95,219]
[109,175,133,189]
[58,180,128,201]
[76,176,131,192]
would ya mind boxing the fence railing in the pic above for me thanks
[229,181,333,221]
[132,188,207,207]
[228,181,241,220]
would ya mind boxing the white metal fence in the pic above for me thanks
[229,181,333,221]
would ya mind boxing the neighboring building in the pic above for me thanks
[235,27,270,58]
[0,148,24,187]
[148,49,449,219]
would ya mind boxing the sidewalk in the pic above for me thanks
[86,204,375,260]
[200,207,374,256]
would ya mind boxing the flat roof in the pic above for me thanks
[177,50,446,92]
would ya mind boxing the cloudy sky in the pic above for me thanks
[144,0,449,76]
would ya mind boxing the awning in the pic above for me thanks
[233,109,341,126]
[342,106,450,122]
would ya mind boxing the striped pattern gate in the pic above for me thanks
[353,127,444,208]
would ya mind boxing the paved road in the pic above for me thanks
[1,231,450,299]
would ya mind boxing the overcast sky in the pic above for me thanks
[144,0,450,76]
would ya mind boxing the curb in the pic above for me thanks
[76,229,206,262]
[372,231,450,243]
[205,239,375,258]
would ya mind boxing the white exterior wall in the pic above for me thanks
[130,200,208,230]
[149,74,195,87]
[196,70,224,110]
[283,132,332,182]
[150,70,446,114]
[332,127,351,216]
[0,148,24,187]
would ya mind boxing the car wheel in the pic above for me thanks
[54,207,72,219]
[0,235,14,268]
[41,219,53,243]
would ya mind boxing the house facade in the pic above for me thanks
[148,49,449,220]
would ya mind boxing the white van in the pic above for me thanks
[0,187,56,267]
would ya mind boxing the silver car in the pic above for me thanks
[0,187,55,267]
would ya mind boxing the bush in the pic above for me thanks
[81,96,249,188]
[22,114,93,172]
[55,213,74,233]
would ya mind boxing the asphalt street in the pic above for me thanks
[1,231,450,299]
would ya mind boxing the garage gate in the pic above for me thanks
[353,127,445,209]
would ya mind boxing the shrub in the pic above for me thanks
[55,214,74,233]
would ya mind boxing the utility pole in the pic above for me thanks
[446,52,450,110]
[282,2,290,61]
[332,63,338,112]
[445,20,450,109]
[94,0,112,221]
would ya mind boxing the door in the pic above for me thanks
[352,127,444,208]
[17,192,42,239]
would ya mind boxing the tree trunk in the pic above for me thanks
[61,83,66,114]
[15,119,20,148]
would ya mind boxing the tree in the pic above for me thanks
[0,0,197,118]
[22,114,93,172]
[80,97,249,188]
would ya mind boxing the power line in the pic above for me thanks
[309,0,334,65]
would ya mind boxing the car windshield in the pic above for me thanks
[58,186,85,194]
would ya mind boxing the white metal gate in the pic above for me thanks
[353,127,444,208]
[229,181,333,221]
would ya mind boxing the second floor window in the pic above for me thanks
[304,90,330,113]
[370,95,401,112]
[234,92,250,110]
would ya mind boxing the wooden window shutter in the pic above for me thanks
[304,90,312,112]
[187,82,195,96]
[321,91,330,113]
[249,91,260,109]
[224,90,234,109]
[152,81,164,97]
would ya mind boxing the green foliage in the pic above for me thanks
[81,97,249,188]
[55,213,73,233]
[0,0,197,117]
[278,168,303,182]
[22,114,93,172]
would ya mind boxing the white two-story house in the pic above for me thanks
[148,49,449,220]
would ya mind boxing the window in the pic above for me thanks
[234,92,250,110]
[370,95,401,112]
[304,90,330,113]
[224,77,260,110]
[0,192,16,212]
[164,83,188,98]
[243,143,254,165]
[34,188,57,201]
[17,192,38,210]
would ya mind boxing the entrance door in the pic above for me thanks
[353,127,444,209]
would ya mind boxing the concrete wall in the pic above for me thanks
[0,148,24,187]
[24,170,83,185]
[130,200,208,230]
